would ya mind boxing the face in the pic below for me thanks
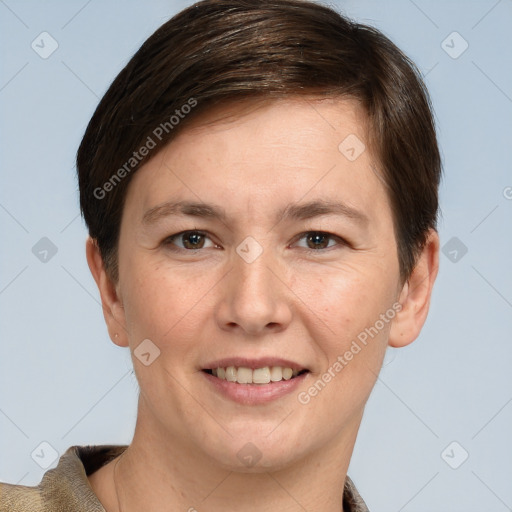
[108,97,406,471]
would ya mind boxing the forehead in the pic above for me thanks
[122,96,390,229]
[178,95,369,152]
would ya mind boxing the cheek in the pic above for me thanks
[120,264,206,396]
[293,261,397,395]
[292,267,396,436]
[120,260,171,338]
[296,262,395,336]
[120,257,217,347]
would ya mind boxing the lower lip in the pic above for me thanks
[202,371,308,405]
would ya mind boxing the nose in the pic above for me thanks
[215,248,293,336]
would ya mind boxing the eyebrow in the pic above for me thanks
[142,199,369,226]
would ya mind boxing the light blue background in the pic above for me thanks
[1,1,511,511]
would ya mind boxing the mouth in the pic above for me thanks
[201,364,310,405]
[202,366,310,385]
[200,358,311,404]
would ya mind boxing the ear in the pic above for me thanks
[388,229,440,348]
[85,237,129,347]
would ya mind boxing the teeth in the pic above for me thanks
[282,367,293,380]
[209,366,303,384]
[237,367,253,384]
[225,366,237,382]
[270,366,282,382]
[253,367,271,384]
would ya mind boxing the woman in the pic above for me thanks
[0,0,440,510]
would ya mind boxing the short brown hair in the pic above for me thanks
[77,0,441,284]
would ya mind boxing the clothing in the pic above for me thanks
[0,445,369,511]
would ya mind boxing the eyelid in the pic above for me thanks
[162,229,348,252]
[163,229,219,251]
[290,231,348,251]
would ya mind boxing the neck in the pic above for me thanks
[113,399,362,512]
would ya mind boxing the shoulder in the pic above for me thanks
[0,480,43,511]
[0,445,128,512]
[344,475,370,512]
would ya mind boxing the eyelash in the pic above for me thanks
[162,230,348,253]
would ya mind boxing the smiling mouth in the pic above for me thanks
[202,366,309,385]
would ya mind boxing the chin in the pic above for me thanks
[203,430,307,474]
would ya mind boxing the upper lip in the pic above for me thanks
[202,357,308,371]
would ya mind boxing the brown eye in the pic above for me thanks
[306,232,330,249]
[181,232,205,249]
[293,231,346,251]
[165,230,215,250]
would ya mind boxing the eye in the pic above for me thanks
[293,231,346,251]
[163,230,218,251]
[163,230,346,252]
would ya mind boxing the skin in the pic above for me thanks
[86,97,439,512]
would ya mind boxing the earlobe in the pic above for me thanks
[85,237,129,347]
[388,229,440,348]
